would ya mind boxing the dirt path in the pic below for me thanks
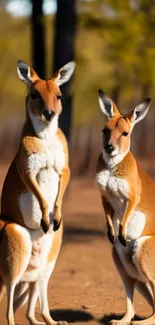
[0,164,152,325]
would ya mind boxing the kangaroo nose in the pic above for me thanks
[104,144,114,154]
[42,109,54,121]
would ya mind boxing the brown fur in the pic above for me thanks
[97,105,155,240]
[105,116,131,155]
[1,82,69,231]
[29,79,62,120]
[48,222,63,262]
[0,60,74,325]
[96,93,155,324]
[0,223,31,281]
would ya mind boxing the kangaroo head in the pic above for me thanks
[98,89,151,165]
[17,60,75,124]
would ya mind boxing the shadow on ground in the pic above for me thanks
[50,309,95,323]
[99,313,145,324]
[64,226,106,243]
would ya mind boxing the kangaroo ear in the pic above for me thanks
[17,60,39,84]
[128,98,151,126]
[98,89,120,119]
[53,61,76,86]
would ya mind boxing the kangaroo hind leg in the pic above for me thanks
[0,223,32,325]
[136,281,154,309]
[131,236,155,325]
[110,247,135,325]
[14,282,29,313]
[26,282,46,325]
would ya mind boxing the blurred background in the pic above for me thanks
[0,0,155,177]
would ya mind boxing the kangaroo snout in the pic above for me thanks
[42,109,55,121]
[104,144,114,154]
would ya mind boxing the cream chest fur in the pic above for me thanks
[19,133,66,229]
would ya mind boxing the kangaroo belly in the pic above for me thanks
[113,209,146,240]
[19,168,59,229]
[115,236,148,282]
[114,208,146,282]
[21,226,54,282]
[125,210,146,240]
[114,240,143,281]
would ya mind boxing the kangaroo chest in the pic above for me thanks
[19,135,66,229]
[27,135,66,174]
[96,168,128,213]
[96,168,146,240]
[96,167,146,280]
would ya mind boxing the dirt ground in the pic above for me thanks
[0,163,152,325]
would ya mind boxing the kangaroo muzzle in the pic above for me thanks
[104,144,114,154]
[42,109,55,121]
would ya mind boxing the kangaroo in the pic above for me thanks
[1,60,75,233]
[96,89,155,325]
[0,60,75,325]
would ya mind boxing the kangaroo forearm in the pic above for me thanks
[21,172,47,211]
[55,167,70,208]
[106,213,114,231]
[101,197,114,230]
[121,199,137,230]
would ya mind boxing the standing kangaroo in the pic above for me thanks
[0,60,75,325]
[96,89,155,325]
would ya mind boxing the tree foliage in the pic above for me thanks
[0,0,155,127]
[79,0,155,94]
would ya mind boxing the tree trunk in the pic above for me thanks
[31,0,45,79]
[53,0,76,140]
[111,64,121,106]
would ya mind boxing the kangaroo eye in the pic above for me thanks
[122,131,128,136]
[57,95,62,100]
[31,91,40,100]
